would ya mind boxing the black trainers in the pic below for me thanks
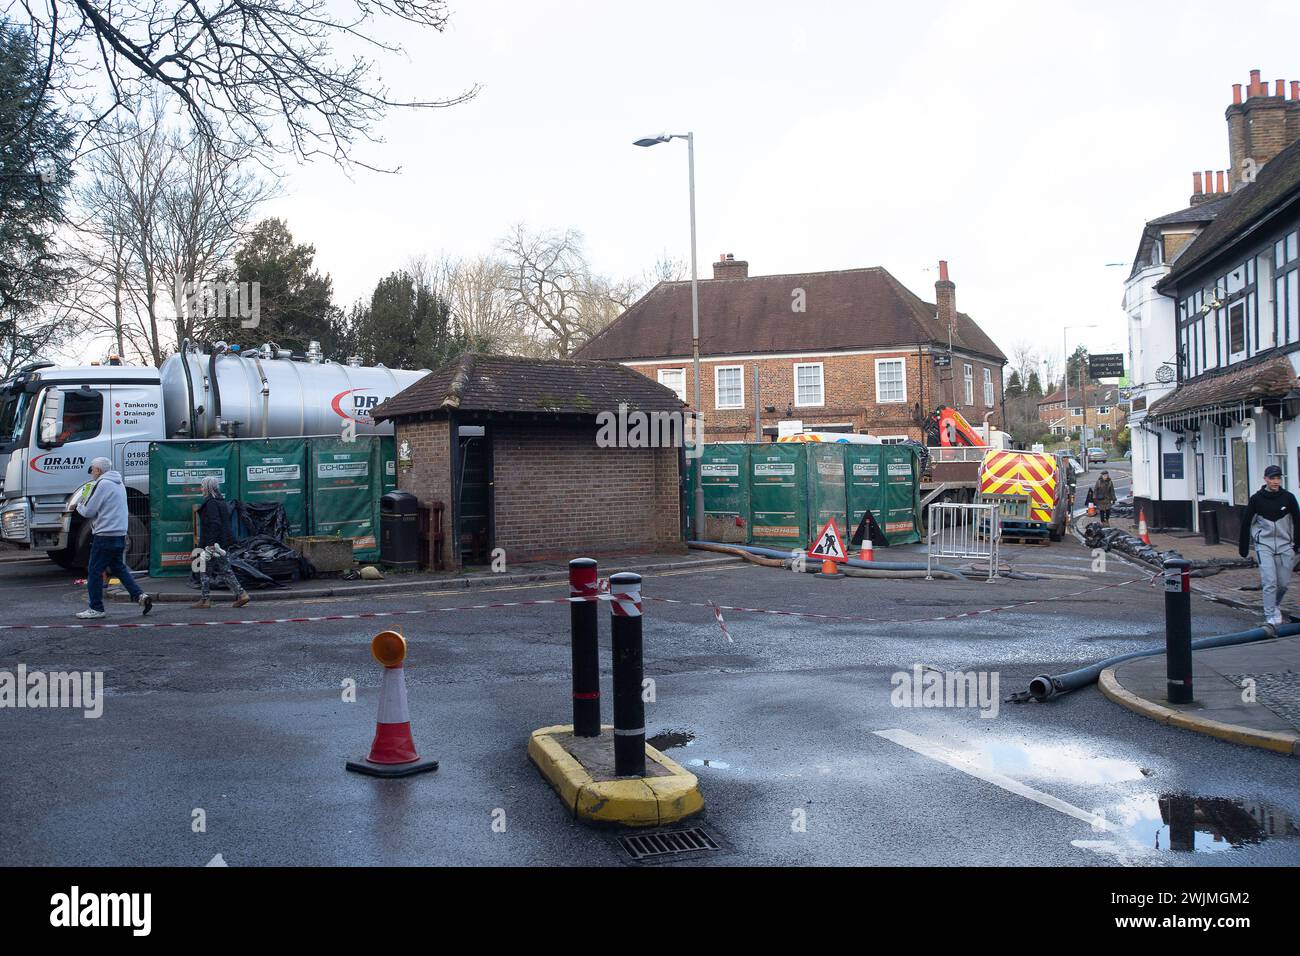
[139,593,153,616]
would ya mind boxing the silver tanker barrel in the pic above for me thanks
[158,344,429,439]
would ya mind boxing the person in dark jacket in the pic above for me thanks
[192,476,249,609]
[1238,465,1300,626]
[1093,471,1117,525]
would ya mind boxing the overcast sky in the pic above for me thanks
[80,0,1300,372]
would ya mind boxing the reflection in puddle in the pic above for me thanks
[687,758,731,770]
[957,739,1148,785]
[1101,793,1299,853]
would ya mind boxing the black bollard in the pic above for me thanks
[609,571,646,777]
[1163,557,1193,704]
[569,558,601,737]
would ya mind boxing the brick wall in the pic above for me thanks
[492,422,681,561]
[394,418,454,569]
[631,350,1003,441]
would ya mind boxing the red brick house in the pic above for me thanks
[573,257,1007,442]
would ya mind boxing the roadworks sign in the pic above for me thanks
[809,518,848,563]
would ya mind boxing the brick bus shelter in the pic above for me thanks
[371,353,688,570]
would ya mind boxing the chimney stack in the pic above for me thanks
[935,260,957,333]
[711,253,749,280]
[1227,68,1300,186]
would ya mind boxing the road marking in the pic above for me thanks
[873,729,1115,832]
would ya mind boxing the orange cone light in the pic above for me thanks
[1138,508,1151,546]
[346,630,439,778]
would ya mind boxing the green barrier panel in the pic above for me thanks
[697,444,749,542]
[881,444,921,545]
[748,443,807,548]
[310,436,379,560]
[148,440,238,577]
[149,520,196,579]
[845,445,885,546]
[237,438,308,536]
[808,443,849,543]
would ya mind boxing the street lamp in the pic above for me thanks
[635,132,705,539]
[1063,324,1099,470]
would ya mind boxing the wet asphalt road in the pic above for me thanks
[1,519,1297,867]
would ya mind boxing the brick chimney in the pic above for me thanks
[1189,167,1234,205]
[935,260,956,334]
[1225,68,1300,187]
[711,253,749,280]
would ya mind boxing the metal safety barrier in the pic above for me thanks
[927,502,1000,582]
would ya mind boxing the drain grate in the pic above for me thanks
[619,826,720,862]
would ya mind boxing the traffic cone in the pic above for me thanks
[859,537,874,562]
[815,558,844,579]
[346,630,439,778]
[1138,508,1151,546]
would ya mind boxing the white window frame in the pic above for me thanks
[982,367,994,407]
[1267,416,1287,486]
[874,358,907,403]
[657,368,686,403]
[1211,426,1228,497]
[714,364,744,410]
[963,364,973,405]
[875,434,910,444]
[793,362,824,407]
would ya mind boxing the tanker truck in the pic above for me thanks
[0,340,428,570]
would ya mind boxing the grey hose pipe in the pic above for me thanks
[1017,621,1300,702]
[689,540,971,579]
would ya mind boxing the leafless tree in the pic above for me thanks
[71,106,271,364]
[9,0,478,168]
[497,224,634,358]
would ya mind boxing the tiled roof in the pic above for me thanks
[1038,387,1119,406]
[572,267,1006,363]
[1146,353,1298,418]
[1160,135,1300,287]
[372,353,687,420]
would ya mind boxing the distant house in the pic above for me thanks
[1037,385,1127,438]
[573,256,1007,443]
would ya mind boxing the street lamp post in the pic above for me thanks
[1063,324,1098,471]
[635,132,704,539]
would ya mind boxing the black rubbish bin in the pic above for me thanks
[1200,507,1220,547]
[380,491,420,570]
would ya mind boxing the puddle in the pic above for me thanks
[1088,793,1299,854]
[687,758,731,770]
[1124,793,1297,852]
[646,729,695,751]
[956,739,1149,785]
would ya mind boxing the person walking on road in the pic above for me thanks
[1093,471,1117,525]
[1238,465,1300,626]
[75,457,153,619]
[191,476,250,610]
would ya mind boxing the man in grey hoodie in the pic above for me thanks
[75,457,152,619]
[1238,464,1300,626]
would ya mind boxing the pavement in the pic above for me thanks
[1073,461,1300,756]
[1100,637,1300,756]
[4,523,1299,866]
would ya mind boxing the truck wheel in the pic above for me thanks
[1049,522,1063,542]
[48,519,92,571]
[125,495,150,571]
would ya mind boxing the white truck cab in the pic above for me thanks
[2,365,162,568]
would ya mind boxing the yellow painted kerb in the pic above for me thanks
[528,724,705,826]
[1098,667,1300,757]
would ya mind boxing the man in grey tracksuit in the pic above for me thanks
[1238,464,1300,626]
[74,457,153,619]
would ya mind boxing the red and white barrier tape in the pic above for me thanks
[0,576,1144,632]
